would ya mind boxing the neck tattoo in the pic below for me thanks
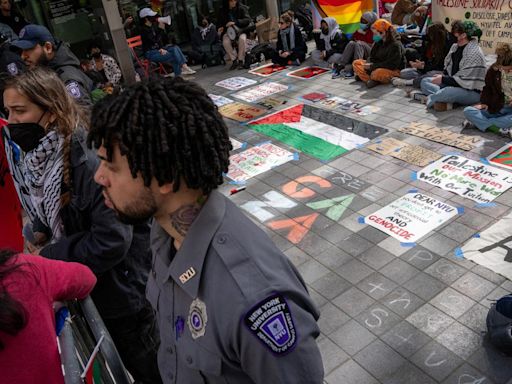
[169,198,204,238]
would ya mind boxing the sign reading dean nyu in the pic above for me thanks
[432,0,512,53]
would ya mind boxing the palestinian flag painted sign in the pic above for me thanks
[248,104,387,161]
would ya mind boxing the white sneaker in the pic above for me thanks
[392,77,413,87]
[181,65,196,75]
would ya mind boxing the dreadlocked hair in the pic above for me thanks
[88,77,232,194]
[4,67,89,205]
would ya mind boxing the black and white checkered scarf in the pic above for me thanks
[6,130,64,240]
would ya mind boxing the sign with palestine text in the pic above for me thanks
[366,192,458,243]
[417,155,512,203]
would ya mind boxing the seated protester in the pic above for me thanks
[218,0,253,70]
[420,20,486,111]
[188,14,221,65]
[391,0,426,25]
[353,19,405,88]
[392,22,455,88]
[332,11,377,79]
[89,42,122,87]
[463,43,512,136]
[272,13,307,66]
[139,7,195,76]
[3,68,162,383]
[79,60,112,104]
[311,17,348,68]
[0,249,96,384]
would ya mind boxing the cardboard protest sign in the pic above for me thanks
[209,94,234,107]
[417,155,512,203]
[256,97,287,110]
[233,82,288,103]
[219,102,267,122]
[286,66,329,79]
[487,143,512,170]
[248,63,288,77]
[461,211,512,280]
[391,144,442,167]
[215,77,257,90]
[399,123,482,151]
[367,138,409,156]
[366,192,458,243]
[226,142,295,183]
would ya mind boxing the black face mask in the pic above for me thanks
[92,52,101,59]
[201,20,208,27]
[321,28,329,35]
[7,113,47,153]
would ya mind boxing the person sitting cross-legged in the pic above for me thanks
[272,13,307,66]
[311,17,348,68]
[463,43,512,137]
[419,20,486,111]
[353,19,405,88]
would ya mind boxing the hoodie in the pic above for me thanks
[317,17,348,57]
[49,42,93,106]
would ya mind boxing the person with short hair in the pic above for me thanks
[419,20,486,111]
[272,12,307,66]
[463,43,512,136]
[88,77,325,384]
[311,17,348,68]
[11,24,93,106]
[139,7,195,77]
[353,19,405,88]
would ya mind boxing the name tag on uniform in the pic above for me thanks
[244,293,297,355]
[179,267,196,283]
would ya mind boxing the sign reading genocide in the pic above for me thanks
[366,192,458,243]
[432,0,512,54]
[417,155,512,203]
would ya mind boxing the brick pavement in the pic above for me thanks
[189,56,512,383]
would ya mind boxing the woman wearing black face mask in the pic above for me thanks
[187,14,222,66]
[88,43,122,87]
[3,67,162,383]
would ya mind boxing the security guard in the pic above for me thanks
[89,77,324,384]
[11,24,93,106]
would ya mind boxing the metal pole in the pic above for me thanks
[101,0,136,85]
[59,318,83,384]
[266,0,279,19]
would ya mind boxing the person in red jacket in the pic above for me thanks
[0,119,22,252]
[0,249,96,384]
[332,11,377,79]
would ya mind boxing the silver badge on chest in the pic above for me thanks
[188,298,207,339]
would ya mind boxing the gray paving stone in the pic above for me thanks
[406,303,455,338]
[299,231,334,258]
[381,320,432,358]
[452,272,497,301]
[308,287,329,308]
[343,163,372,177]
[411,340,465,381]
[382,362,437,384]
[358,273,397,300]
[383,287,426,317]
[440,364,494,384]
[471,265,508,286]
[330,319,377,356]
[318,337,350,375]
[325,359,378,384]
[297,259,330,285]
[357,245,395,270]
[457,209,495,231]
[425,259,469,285]
[430,287,476,319]
[332,287,376,317]
[328,156,357,171]
[458,304,489,334]
[284,246,312,267]
[311,272,352,300]
[403,272,447,301]
[377,237,411,257]
[335,233,374,258]
[435,322,482,359]
[317,222,353,245]
[353,339,407,381]
[314,245,354,269]
[356,304,402,336]
[420,233,460,256]
[400,246,441,270]
[439,221,478,243]
[317,302,351,336]
[380,259,421,285]
[340,212,368,232]
[375,177,407,193]
[335,259,375,284]
[357,226,390,245]
[468,341,512,384]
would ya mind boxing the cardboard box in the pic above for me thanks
[256,17,279,42]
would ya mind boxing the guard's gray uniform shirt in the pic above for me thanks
[147,191,324,383]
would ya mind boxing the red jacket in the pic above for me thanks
[0,119,23,252]
[353,29,374,45]
[0,254,96,384]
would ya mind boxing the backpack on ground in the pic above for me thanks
[486,293,512,355]
[243,43,276,69]
[200,44,225,68]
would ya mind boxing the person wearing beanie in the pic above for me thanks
[332,11,377,79]
[419,20,486,111]
[353,19,405,88]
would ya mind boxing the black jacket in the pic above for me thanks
[49,42,93,106]
[191,24,220,50]
[40,131,152,319]
[140,23,169,53]
[217,3,252,34]
[481,66,505,114]
[369,39,406,71]
[316,30,348,58]
[276,24,307,59]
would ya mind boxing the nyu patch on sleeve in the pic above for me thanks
[65,81,81,99]
[244,293,296,355]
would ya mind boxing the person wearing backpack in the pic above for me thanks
[272,13,307,66]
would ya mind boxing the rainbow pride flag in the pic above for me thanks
[312,0,375,34]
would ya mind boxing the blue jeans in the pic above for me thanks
[420,77,481,108]
[464,105,512,131]
[145,44,186,76]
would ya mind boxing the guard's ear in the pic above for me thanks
[42,41,54,55]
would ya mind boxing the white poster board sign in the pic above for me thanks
[417,155,512,203]
[209,94,234,107]
[233,82,288,103]
[366,192,458,243]
[215,77,257,90]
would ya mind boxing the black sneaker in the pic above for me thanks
[230,60,239,70]
[461,120,476,130]
[237,62,245,70]
[366,80,379,89]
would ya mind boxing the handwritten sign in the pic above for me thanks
[366,192,458,243]
[226,143,295,182]
[367,138,409,156]
[417,155,512,203]
[432,0,512,54]
[208,94,234,107]
[391,144,442,167]
[233,82,288,103]
[218,102,267,122]
[215,77,257,90]
[399,123,482,150]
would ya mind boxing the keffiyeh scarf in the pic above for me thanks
[445,39,486,91]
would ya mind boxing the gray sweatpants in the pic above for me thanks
[311,50,344,67]
[337,40,371,72]
[400,68,443,88]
